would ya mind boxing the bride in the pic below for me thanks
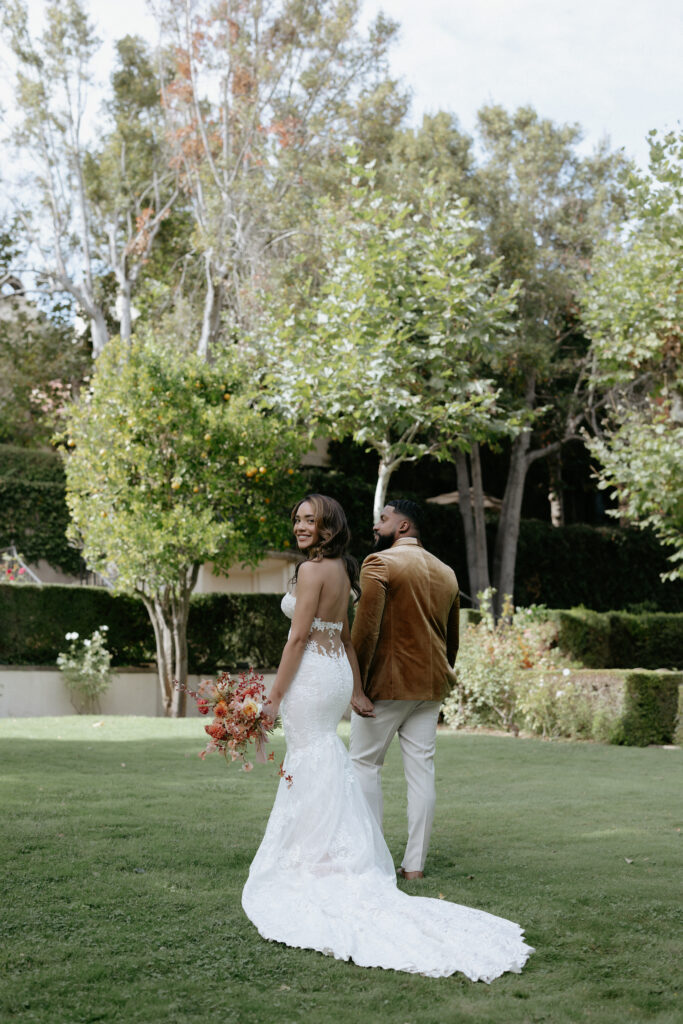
[242,494,533,981]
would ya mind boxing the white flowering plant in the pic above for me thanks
[57,627,113,713]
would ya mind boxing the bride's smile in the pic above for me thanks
[293,501,319,550]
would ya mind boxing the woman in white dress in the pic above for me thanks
[242,494,533,981]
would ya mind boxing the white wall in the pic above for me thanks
[196,556,294,594]
[18,554,297,594]
[0,667,275,718]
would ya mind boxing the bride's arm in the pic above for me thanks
[342,619,375,718]
[266,561,322,717]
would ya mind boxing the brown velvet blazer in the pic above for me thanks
[351,537,460,702]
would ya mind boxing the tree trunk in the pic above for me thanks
[454,448,478,602]
[139,565,198,717]
[454,446,490,606]
[548,453,565,527]
[90,311,109,359]
[470,442,490,597]
[492,428,532,619]
[116,277,133,344]
[373,458,395,523]
[197,254,224,360]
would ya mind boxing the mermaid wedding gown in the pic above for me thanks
[241,593,533,981]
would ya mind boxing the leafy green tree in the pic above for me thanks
[581,130,683,579]
[257,159,519,526]
[386,107,630,613]
[61,336,306,715]
[469,107,630,615]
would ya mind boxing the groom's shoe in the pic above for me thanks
[398,868,424,880]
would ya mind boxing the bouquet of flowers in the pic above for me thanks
[177,669,292,784]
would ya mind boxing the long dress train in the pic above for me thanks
[241,594,534,981]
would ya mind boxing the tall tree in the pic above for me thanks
[388,107,630,613]
[256,160,519,525]
[154,0,403,357]
[471,106,631,614]
[2,2,176,355]
[61,335,307,715]
[581,129,683,579]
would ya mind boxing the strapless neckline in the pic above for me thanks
[281,591,343,634]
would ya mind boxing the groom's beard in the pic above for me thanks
[373,530,397,552]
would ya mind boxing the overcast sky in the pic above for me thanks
[20,0,683,168]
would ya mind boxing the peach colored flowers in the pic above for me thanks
[176,669,287,780]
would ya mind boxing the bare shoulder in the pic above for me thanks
[296,559,326,581]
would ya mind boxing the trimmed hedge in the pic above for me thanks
[615,672,682,746]
[0,583,155,667]
[2,446,683,611]
[0,584,289,671]
[304,468,683,611]
[553,609,683,670]
[0,445,80,574]
[187,593,289,672]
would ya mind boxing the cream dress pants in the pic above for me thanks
[350,700,442,873]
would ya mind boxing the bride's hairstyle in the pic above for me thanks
[291,493,361,601]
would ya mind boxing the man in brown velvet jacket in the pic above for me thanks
[350,499,460,879]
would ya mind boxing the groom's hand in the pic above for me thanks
[351,693,375,718]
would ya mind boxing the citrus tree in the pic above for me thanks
[61,336,306,715]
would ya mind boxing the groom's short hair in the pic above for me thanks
[387,498,424,539]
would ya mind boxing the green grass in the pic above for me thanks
[1,717,681,1024]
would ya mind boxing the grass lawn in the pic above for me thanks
[1,717,681,1024]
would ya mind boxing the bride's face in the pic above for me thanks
[293,500,320,552]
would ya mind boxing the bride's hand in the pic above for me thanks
[351,693,375,718]
[263,695,280,722]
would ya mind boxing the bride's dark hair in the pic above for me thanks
[291,493,361,601]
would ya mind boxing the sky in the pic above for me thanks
[17,0,683,169]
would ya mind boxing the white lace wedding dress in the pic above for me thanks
[241,593,534,981]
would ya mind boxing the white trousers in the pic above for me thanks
[350,700,442,873]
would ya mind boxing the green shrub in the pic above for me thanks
[553,609,683,670]
[606,612,683,669]
[57,627,113,713]
[615,672,682,746]
[0,445,80,574]
[552,609,612,668]
[513,520,683,612]
[187,593,289,672]
[0,584,289,671]
[0,583,155,667]
[516,669,625,742]
[441,593,574,733]
[304,467,683,611]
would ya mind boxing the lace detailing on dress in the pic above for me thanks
[280,592,345,659]
[242,592,534,981]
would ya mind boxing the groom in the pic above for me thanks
[350,499,460,879]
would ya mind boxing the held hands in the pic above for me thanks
[351,693,375,718]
